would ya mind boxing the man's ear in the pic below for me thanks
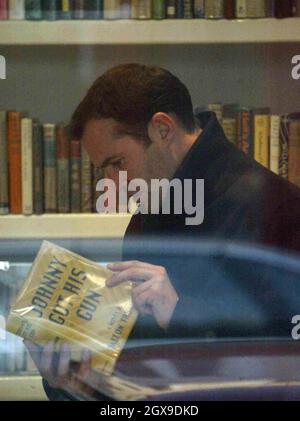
[147,112,174,144]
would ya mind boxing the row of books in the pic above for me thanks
[198,104,300,188]
[0,0,300,21]
[0,111,99,215]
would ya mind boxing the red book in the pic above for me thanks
[224,0,235,19]
[7,111,22,214]
[0,0,8,19]
[275,0,293,18]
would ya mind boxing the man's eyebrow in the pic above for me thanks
[99,155,123,169]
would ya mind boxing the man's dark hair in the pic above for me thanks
[68,63,196,143]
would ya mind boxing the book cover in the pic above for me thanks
[56,123,70,213]
[6,241,138,376]
[70,139,81,213]
[288,113,300,188]
[21,117,33,215]
[152,0,165,19]
[58,0,73,19]
[194,0,204,18]
[166,0,176,18]
[269,115,280,175]
[104,0,121,19]
[81,143,92,213]
[25,0,42,19]
[0,111,9,214]
[7,111,22,214]
[9,0,25,19]
[205,0,224,19]
[275,0,294,18]
[0,0,8,19]
[279,114,289,179]
[43,123,57,213]
[43,0,57,19]
[84,0,103,19]
[254,113,270,169]
[32,120,44,215]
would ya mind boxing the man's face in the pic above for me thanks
[82,118,164,192]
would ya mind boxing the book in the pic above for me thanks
[288,113,300,188]
[73,0,84,18]
[0,0,8,19]
[0,111,9,214]
[6,241,138,376]
[194,0,204,18]
[224,0,235,18]
[58,0,73,19]
[84,0,103,19]
[32,120,44,215]
[152,0,165,19]
[269,115,280,175]
[275,0,294,18]
[104,0,121,19]
[131,0,151,19]
[166,0,176,18]
[21,117,33,215]
[254,113,270,169]
[295,0,300,16]
[205,0,224,19]
[120,0,130,18]
[9,0,25,19]
[56,123,70,213]
[25,0,42,19]
[7,111,22,214]
[222,117,236,145]
[81,143,92,213]
[235,0,266,18]
[43,0,57,19]
[236,108,253,156]
[183,0,193,18]
[279,114,290,179]
[43,123,57,213]
[70,139,81,213]
[265,0,275,17]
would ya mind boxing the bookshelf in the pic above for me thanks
[0,18,300,45]
[0,375,46,401]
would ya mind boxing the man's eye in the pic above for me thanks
[111,160,124,169]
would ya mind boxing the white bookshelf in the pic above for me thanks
[0,18,300,45]
[0,213,132,239]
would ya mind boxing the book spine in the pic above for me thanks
[74,0,84,18]
[222,117,237,145]
[183,0,193,18]
[166,0,176,17]
[56,124,70,213]
[275,0,293,18]
[25,0,42,19]
[43,0,57,19]
[205,0,224,18]
[295,0,300,16]
[265,0,275,17]
[84,0,103,19]
[0,111,9,214]
[0,0,8,19]
[7,111,22,214]
[224,0,235,18]
[208,103,223,124]
[104,0,121,18]
[32,121,44,215]
[279,115,289,179]
[288,117,300,188]
[269,115,280,175]
[152,0,165,19]
[194,0,204,17]
[21,118,33,215]
[58,0,73,19]
[254,114,270,169]
[120,0,130,18]
[70,139,81,213]
[245,0,266,18]
[43,124,57,213]
[235,0,247,18]
[81,144,92,213]
[237,109,253,156]
[131,0,151,18]
[9,0,25,19]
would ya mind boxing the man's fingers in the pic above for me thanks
[107,260,158,272]
[132,289,154,315]
[40,341,55,374]
[77,348,92,380]
[57,343,71,378]
[23,340,42,367]
[106,267,154,287]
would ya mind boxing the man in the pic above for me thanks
[25,63,300,399]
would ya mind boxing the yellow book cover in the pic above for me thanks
[6,241,138,376]
[254,114,270,169]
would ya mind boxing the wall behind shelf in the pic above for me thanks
[0,43,299,124]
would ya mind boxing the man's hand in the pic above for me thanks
[106,261,178,330]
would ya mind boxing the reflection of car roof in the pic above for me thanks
[87,339,300,401]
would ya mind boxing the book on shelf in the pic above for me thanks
[254,111,270,169]
[70,139,81,213]
[0,111,8,215]
[56,123,70,213]
[43,123,57,213]
[7,111,22,214]
[288,113,300,187]
[204,0,224,19]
